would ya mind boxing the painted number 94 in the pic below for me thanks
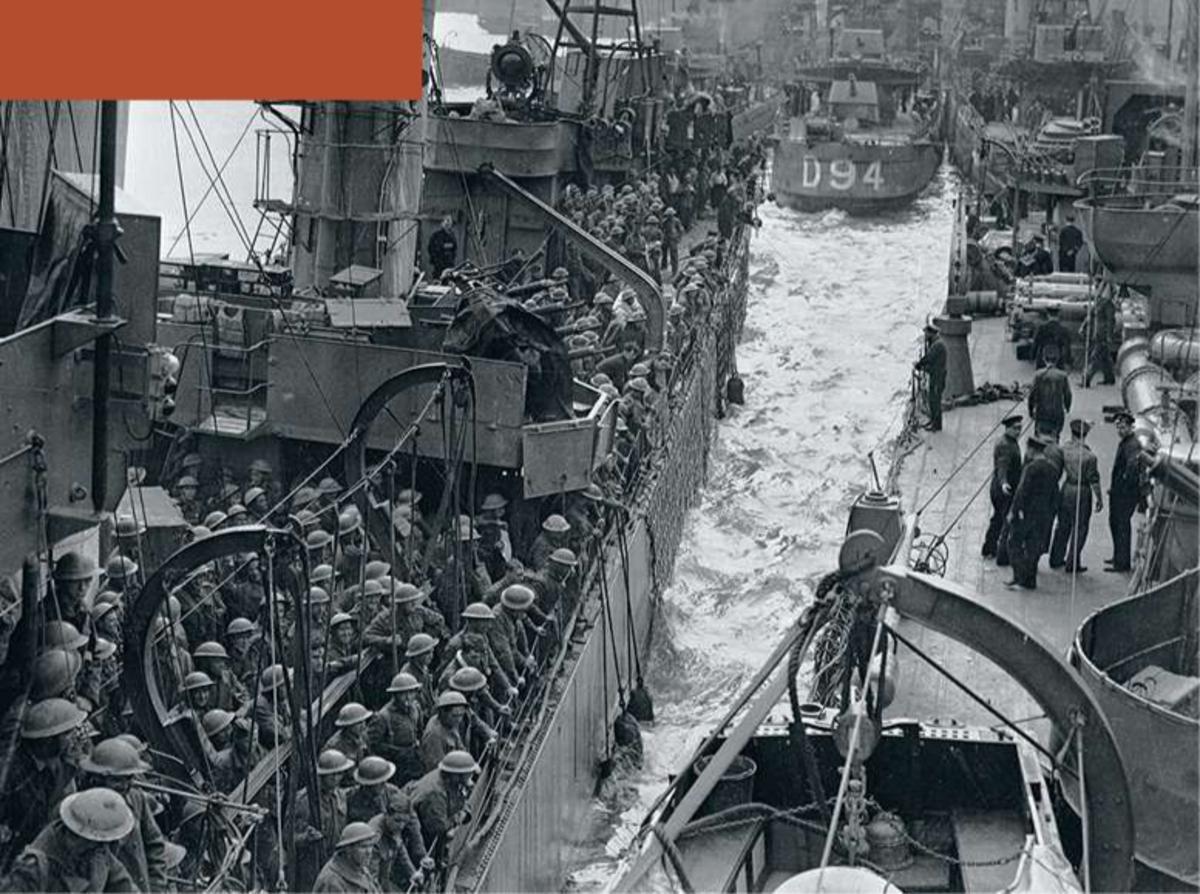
[802,157,884,191]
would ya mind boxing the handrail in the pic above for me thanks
[1076,165,1199,190]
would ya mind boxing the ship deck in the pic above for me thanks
[889,315,1129,739]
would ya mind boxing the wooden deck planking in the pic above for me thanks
[889,316,1132,734]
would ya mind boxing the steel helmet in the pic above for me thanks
[243,487,266,507]
[219,483,240,502]
[115,733,148,755]
[392,582,424,605]
[90,601,118,624]
[163,841,187,871]
[114,515,145,538]
[480,493,508,512]
[335,821,378,850]
[386,672,420,693]
[226,617,257,637]
[364,560,390,580]
[395,487,423,505]
[438,750,479,775]
[60,789,136,842]
[106,554,139,580]
[338,509,362,536]
[310,563,334,585]
[450,666,487,693]
[203,510,228,530]
[628,362,651,378]
[292,486,319,509]
[354,755,397,786]
[308,586,331,605]
[501,584,535,611]
[94,638,117,661]
[53,552,95,581]
[176,475,199,490]
[405,633,437,658]
[626,376,651,394]
[435,691,468,710]
[317,748,355,776]
[31,649,82,700]
[44,620,88,651]
[94,589,123,607]
[461,602,493,622]
[224,503,246,520]
[190,526,212,542]
[330,612,354,629]
[295,509,318,529]
[260,664,288,693]
[361,579,384,600]
[193,641,229,661]
[202,709,236,739]
[80,737,150,777]
[22,697,85,739]
[334,702,373,727]
[306,529,333,550]
[249,459,273,475]
[541,514,570,533]
[549,547,578,567]
[182,671,215,692]
[317,477,343,496]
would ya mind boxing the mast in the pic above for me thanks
[91,100,119,513]
[1183,0,1198,168]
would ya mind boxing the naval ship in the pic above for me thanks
[771,27,942,213]
[614,2,1198,890]
[0,2,787,892]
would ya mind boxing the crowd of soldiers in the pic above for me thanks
[0,126,765,891]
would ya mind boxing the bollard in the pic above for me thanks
[937,295,975,401]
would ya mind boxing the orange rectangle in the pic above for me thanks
[2,0,424,99]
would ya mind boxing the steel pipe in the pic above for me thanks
[1149,328,1200,373]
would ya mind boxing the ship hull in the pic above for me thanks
[460,229,752,891]
[771,138,940,213]
[1068,569,1200,891]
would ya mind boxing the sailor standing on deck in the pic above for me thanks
[1027,344,1072,440]
[1049,419,1103,573]
[1005,434,1059,591]
[982,414,1023,562]
[427,216,458,280]
[914,322,947,432]
[1105,411,1143,573]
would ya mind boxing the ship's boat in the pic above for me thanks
[616,494,1136,894]
[771,31,940,213]
[1074,173,1199,327]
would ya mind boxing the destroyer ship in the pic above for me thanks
[0,2,781,892]
[615,0,1198,889]
[771,27,942,212]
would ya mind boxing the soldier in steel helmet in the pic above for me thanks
[222,617,261,689]
[50,551,96,631]
[419,692,469,774]
[327,702,375,764]
[1,789,137,892]
[292,748,354,886]
[347,756,430,890]
[409,750,478,864]
[368,673,426,787]
[79,738,169,891]
[0,697,87,859]
[192,641,249,713]
[400,633,439,717]
[313,821,381,893]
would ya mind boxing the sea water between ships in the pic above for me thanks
[126,98,958,891]
[566,170,957,890]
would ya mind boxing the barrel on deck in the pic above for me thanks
[695,754,758,816]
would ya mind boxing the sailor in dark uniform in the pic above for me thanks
[1106,411,1142,573]
[1049,419,1103,572]
[914,322,947,432]
[427,216,458,279]
[982,414,1023,562]
[1005,434,1059,590]
[1027,343,1072,440]
[1032,306,1072,368]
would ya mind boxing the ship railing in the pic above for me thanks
[1076,165,1199,196]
